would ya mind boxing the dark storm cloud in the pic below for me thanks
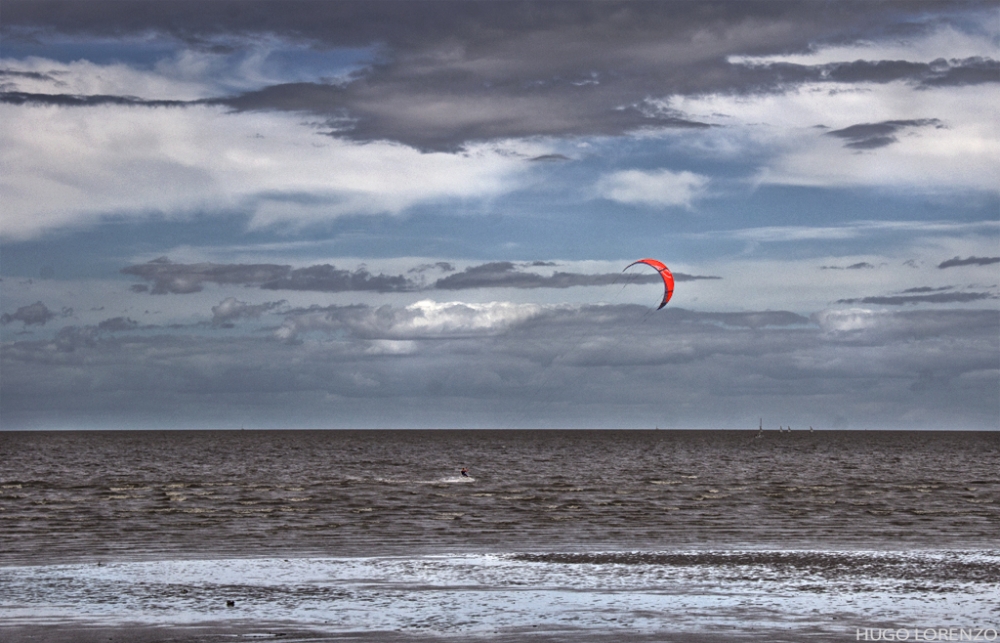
[811,57,999,87]
[1,301,56,326]
[821,262,875,270]
[260,264,417,293]
[918,56,1000,86]
[820,59,932,84]
[123,258,420,294]
[3,304,996,429]
[122,257,291,294]
[0,70,63,85]
[432,262,614,290]
[825,119,944,150]
[96,317,140,332]
[702,57,1000,96]
[0,91,194,108]
[433,262,720,290]
[837,292,995,305]
[938,256,1000,268]
[902,286,952,294]
[122,259,720,294]
[7,1,990,149]
[224,81,710,150]
[408,262,455,274]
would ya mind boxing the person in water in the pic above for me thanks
[460,467,469,477]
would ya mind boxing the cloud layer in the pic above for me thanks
[122,258,722,295]
[3,301,996,429]
[2,2,997,238]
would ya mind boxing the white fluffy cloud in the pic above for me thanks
[595,168,709,208]
[401,299,543,334]
[657,21,1000,194]
[813,308,888,333]
[0,103,535,240]
[274,299,543,342]
[664,80,1000,193]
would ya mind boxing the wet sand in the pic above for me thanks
[0,622,879,643]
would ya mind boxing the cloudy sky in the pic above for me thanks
[1,0,998,430]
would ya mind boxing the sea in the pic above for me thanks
[1,429,998,642]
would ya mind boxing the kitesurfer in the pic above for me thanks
[460,467,469,477]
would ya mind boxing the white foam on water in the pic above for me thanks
[1,551,996,637]
[372,475,475,485]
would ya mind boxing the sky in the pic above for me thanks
[1,0,998,430]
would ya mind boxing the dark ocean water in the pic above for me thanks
[2,430,998,641]
[2,430,998,563]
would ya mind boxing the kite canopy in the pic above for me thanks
[624,258,674,309]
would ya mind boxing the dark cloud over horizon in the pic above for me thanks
[260,264,416,293]
[0,91,194,109]
[122,258,418,294]
[938,256,1000,269]
[1,301,57,327]
[837,291,996,306]
[122,258,722,295]
[821,262,876,270]
[122,257,290,294]
[96,316,140,332]
[2,302,995,429]
[826,119,945,150]
[435,262,720,290]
